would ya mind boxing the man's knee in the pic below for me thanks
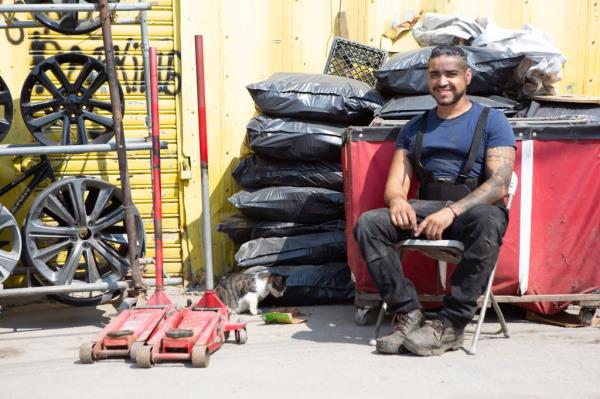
[353,208,389,241]
[461,204,508,239]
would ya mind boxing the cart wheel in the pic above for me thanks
[191,345,210,368]
[235,329,247,345]
[129,341,144,362]
[579,307,598,326]
[136,345,153,368]
[79,342,94,364]
[354,308,372,326]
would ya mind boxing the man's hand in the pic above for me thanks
[388,197,417,231]
[414,207,455,240]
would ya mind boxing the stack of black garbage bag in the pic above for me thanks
[218,72,384,306]
[374,46,522,119]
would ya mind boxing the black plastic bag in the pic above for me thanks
[377,94,519,119]
[246,115,346,162]
[260,263,355,306]
[229,186,344,224]
[235,231,346,268]
[246,72,384,123]
[216,213,345,245]
[233,154,342,190]
[375,46,524,96]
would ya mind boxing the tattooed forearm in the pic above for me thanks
[451,146,515,215]
[485,146,516,164]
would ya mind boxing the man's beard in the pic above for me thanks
[432,87,466,106]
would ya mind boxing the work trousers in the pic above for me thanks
[353,200,508,329]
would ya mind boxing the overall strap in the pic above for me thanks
[390,126,403,143]
[414,110,431,182]
[456,106,490,184]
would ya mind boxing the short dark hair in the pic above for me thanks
[429,45,468,68]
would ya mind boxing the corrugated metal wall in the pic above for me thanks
[0,0,185,284]
[178,0,600,283]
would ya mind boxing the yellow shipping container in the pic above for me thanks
[0,0,597,287]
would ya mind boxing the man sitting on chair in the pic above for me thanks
[354,45,516,356]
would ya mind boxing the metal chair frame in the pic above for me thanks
[371,172,518,355]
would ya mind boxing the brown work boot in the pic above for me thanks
[376,309,424,354]
[403,319,465,356]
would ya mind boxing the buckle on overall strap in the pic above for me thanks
[455,174,469,184]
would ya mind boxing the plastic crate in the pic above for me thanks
[324,37,387,87]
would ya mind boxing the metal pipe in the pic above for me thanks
[139,7,152,130]
[418,293,600,303]
[0,3,151,12]
[194,35,214,290]
[0,281,129,298]
[0,18,140,29]
[373,116,591,128]
[0,139,167,156]
[149,47,165,292]
[142,278,182,287]
[99,0,142,292]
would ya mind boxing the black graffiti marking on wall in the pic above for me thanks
[29,31,182,96]
[0,0,26,46]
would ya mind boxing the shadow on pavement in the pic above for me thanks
[288,304,373,345]
[0,301,110,333]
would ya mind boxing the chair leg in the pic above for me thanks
[467,268,497,356]
[490,293,510,338]
[369,302,387,346]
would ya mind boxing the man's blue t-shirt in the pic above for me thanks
[396,102,516,180]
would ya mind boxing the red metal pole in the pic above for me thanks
[194,35,214,290]
[149,47,164,291]
[195,37,209,166]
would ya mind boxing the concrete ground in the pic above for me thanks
[1,288,599,399]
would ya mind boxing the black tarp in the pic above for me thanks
[519,100,600,122]
[233,154,342,190]
[377,94,519,119]
[246,72,384,123]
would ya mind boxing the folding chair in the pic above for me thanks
[371,172,518,355]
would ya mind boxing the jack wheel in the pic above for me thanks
[129,341,144,362]
[136,345,153,368]
[235,328,247,345]
[79,342,94,364]
[191,345,210,368]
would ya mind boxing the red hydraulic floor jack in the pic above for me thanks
[79,40,246,367]
[135,291,246,368]
[135,35,247,368]
[78,45,177,364]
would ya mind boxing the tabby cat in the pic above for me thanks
[215,270,287,315]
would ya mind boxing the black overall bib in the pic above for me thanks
[414,106,491,203]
